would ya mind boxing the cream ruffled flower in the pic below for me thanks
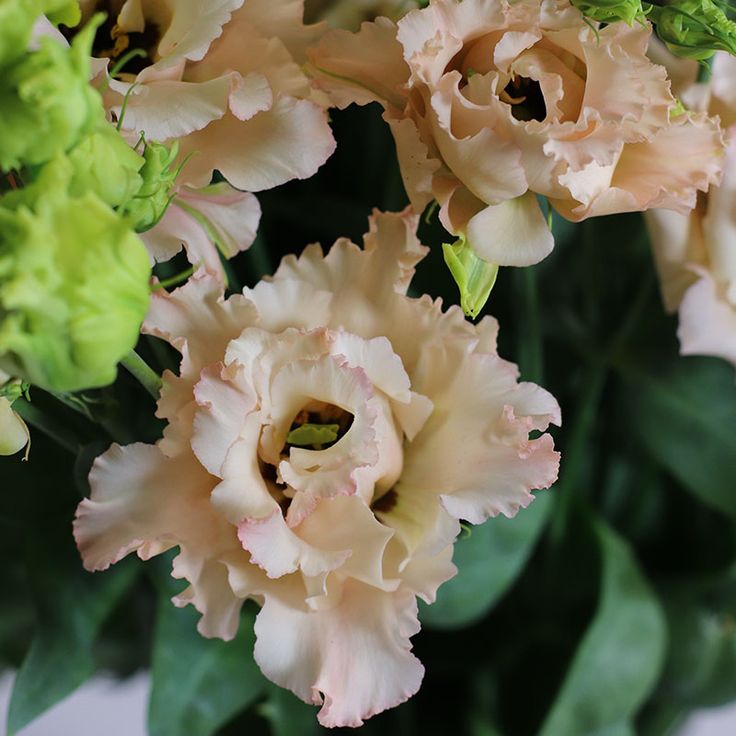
[87,0,335,278]
[647,51,736,366]
[310,0,725,267]
[74,210,560,727]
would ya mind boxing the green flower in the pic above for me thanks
[0,156,151,392]
[123,140,180,232]
[649,0,736,60]
[0,16,100,171]
[571,0,645,25]
[44,0,81,27]
[67,118,146,209]
[442,236,499,319]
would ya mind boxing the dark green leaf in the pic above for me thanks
[624,356,736,519]
[148,596,265,736]
[7,534,138,735]
[259,682,321,736]
[539,521,666,736]
[420,491,552,629]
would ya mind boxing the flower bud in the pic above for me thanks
[0,371,29,457]
[0,16,100,170]
[0,156,151,392]
[442,236,499,318]
[570,0,644,25]
[67,118,146,209]
[651,0,736,60]
[123,141,180,232]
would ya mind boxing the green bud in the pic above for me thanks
[67,118,146,209]
[442,237,499,319]
[650,0,736,60]
[0,16,101,171]
[44,0,81,27]
[123,141,180,232]
[287,423,341,447]
[0,156,151,392]
[571,0,645,25]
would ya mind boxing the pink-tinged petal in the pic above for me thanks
[171,552,243,640]
[113,75,234,141]
[229,0,327,63]
[192,362,258,478]
[384,112,441,213]
[298,495,397,591]
[465,193,554,267]
[309,17,409,109]
[645,208,703,313]
[554,113,725,220]
[238,510,350,580]
[145,0,245,66]
[176,182,262,259]
[73,443,212,571]
[391,391,434,441]
[710,53,736,128]
[245,280,333,333]
[678,271,736,366]
[227,72,274,121]
[401,345,560,526]
[177,96,336,191]
[254,580,424,727]
[141,203,223,276]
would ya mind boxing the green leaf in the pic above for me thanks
[149,596,265,736]
[624,356,736,520]
[539,521,666,736]
[7,532,138,734]
[287,423,340,447]
[259,682,321,736]
[420,492,552,629]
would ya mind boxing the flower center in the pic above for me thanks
[501,76,547,122]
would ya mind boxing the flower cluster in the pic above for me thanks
[74,210,560,726]
[310,0,724,311]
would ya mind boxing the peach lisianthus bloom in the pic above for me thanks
[647,51,736,366]
[86,0,335,277]
[73,210,560,727]
[310,0,725,267]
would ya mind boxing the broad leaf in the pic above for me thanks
[149,594,265,736]
[539,521,666,736]
[7,531,138,735]
[420,491,552,629]
[624,357,736,520]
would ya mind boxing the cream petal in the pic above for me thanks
[176,183,262,260]
[465,192,554,267]
[177,97,335,191]
[238,510,350,579]
[74,443,213,571]
[141,203,223,276]
[253,580,424,727]
[678,271,736,366]
[309,17,409,109]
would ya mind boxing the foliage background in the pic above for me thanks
[2,102,736,736]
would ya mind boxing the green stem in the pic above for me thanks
[516,266,544,383]
[13,399,81,455]
[120,350,163,400]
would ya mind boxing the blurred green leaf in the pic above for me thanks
[149,596,265,736]
[539,521,666,736]
[7,534,138,735]
[420,492,552,629]
[624,357,736,520]
[259,682,321,736]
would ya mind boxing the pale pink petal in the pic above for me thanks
[309,17,409,109]
[678,271,736,366]
[177,97,336,191]
[254,580,423,727]
[465,192,554,267]
[176,182,262,259]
